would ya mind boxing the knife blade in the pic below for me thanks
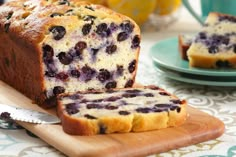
[0,104,60,124]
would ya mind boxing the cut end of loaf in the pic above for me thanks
[35,2,141,107]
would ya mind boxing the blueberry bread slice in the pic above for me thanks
[187,12,236,68]
[57,85,187,135]
[0,0,140,108]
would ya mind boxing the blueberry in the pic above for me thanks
[126,89,141,93]
[45,71,56,77]
[124,80,134,88]
[91,99,103,102]
[153,108,164,112]
[155,104,171,108]
[66,103,79,115]
[75,41,87,51]
[82,23,92,35]
[58,0,70,5]
[208,45,218,54]
[0,112,12,120]
[105,105,118,110]
[69,94,82,100]
[149,86,160,90]
[81,65,96,82]
[42,96,57,108]
[117,32,128,41]
[143,93,154,97]
[136,107,151,113]
[84,114,97,119]
[56,72,69,81]
[85,6,95,11]
[128,60,136,73]
[119,100,127,106]
[170,106,181,113]
[97,69,111,83]
[110,22,118,31]
[106,89,115,93]
[212,35,222,44]
[66,108,79,115]
[105,96,121,102]
[159,92,170,96]
[70,69,80,78]
[106,44,117,54]
[42,44,54,61]
[219,15,236,22]
[105,81,117,89]
[66,9,73,13]
[120,21,134,33]
[4,23,10,33]
[91,48,99,56]
[87,103,103,109]
[170,99,182,104]
[96,23,109,37]
[80,99,89,103]
[131,35,140,49]
[53,86,65,95]
[99,124,106,134]
[116,65,124,76]
[122,93,137,98]
[216,60,231,68]
[49,26,66,40]
[198,32,206,39]
[6,12,13,20]
[118,111,130,115]
[170,106,178,111]
[89,91,102,94]
[46,63,58,74]
[176,107,181,113]
[75,41,87,56]
[50,13,63,18]
[222,36,230,45]
[57,52,73,65]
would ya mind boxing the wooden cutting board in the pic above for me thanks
[0,81,225,157]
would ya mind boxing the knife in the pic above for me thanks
[0,104,61,124]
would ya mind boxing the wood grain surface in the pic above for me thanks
[0,81,225,157]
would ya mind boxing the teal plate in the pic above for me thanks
[150,37,236,77]
[154,63,236,86]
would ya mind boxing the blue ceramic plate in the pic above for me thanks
[150,37,236,77]
[153,63,236,86]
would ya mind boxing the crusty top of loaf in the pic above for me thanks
[0,0,139,47]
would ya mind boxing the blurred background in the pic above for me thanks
[0,0,194,31]
[2,0,236,31]
[86,0,183,30]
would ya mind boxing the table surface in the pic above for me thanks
[1,1,236,157]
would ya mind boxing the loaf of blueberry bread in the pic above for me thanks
[187,12,236,68]
[57,85,187,135]
[0,0,141,108]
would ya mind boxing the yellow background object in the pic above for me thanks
[107,0,157,25]
[155,0,182,16]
